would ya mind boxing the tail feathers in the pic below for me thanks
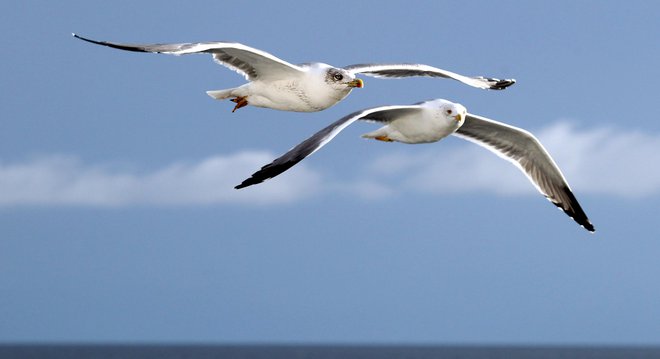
[361,128,387,140]
[206,88,235,100]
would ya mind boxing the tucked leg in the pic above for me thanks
[230,96,249,112]
[374,135,394,142]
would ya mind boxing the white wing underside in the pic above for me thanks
[235,105,423,189]
[72,34,304,81]
[343,63,516,90]
[453,114,594,232]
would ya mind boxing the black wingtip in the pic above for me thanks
[72,33,94,44]
[72,33,99,45]
[71,33,150,53]
[584,222,596,233]
[234,176,264,190]
[234,182,249,190]
[550,187,595,233]
[490,78,516,90]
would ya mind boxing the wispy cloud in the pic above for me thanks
[2,121,660,207]
[539,122,660,197]
[0,152,321,207]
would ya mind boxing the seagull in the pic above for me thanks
[235,99,595,232]
[72,34,515,113]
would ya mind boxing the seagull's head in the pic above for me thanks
[324,67,363,91]
[435,99,467,125]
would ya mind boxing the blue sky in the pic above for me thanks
[2,0,660,344]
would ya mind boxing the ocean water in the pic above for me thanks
[1,345,660,359]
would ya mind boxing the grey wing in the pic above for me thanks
[344,63,515,90]
[72,33,304,81]
[235,105,422,189]
[453,114,595,232]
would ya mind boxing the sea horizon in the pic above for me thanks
[2,343,660,359]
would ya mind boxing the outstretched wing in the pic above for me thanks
[454,114,595,232]
[73,33,304,81]
[235,105,422,189]
[344,63,515,90]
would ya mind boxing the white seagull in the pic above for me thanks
[235,99,595,232]
[72,34,515,113]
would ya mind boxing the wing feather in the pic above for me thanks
[73,34,304,81]
[344,63,515,90]
[453,114,595,232]
[235,105,422,189]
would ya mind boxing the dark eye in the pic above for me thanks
[446,109,453,115]
[333,73,343,81]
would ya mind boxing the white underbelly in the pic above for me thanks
[391,117,458,143]
[245,80,348,112]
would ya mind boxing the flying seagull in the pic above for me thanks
[235,99,595,232]
[72,34,515,112]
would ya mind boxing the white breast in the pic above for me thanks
[243,77,349,112]
[389,109,460,144]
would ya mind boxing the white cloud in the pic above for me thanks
[538,122,660,197]
[2,121,660,207]
[0,152,321,207]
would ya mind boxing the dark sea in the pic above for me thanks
[1,345,659,359]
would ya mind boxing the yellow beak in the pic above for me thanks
[348,78,364,88]
[454,113,463,122]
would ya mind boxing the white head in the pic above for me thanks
[302,63,364,109]
[431,99,467,126]
[308,63,363,92]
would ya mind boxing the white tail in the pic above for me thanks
[206,88,235,100]
[361,127,388,140]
